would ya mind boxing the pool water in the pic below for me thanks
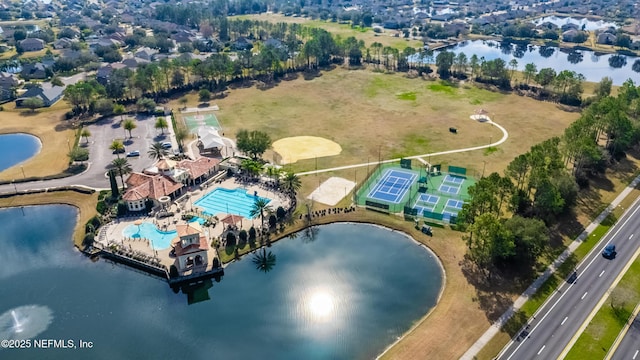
[122,222,177,250]
[194,188,270,218]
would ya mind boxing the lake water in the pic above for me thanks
[0,133,41,173]
[532,16,618,31]
[430,40,638,85]
[0,205,443,359]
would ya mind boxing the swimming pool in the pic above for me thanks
[194,188,270,219]
[122,222,177,250]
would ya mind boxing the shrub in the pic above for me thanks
[248,227,256,240]
[68,147,89,162]
[89,215,101,229]
[82,233,94,247]
[212,257,220,268]
[226,232,236,246]
[96,201,108,214]
[85,223,95,234]
[239,229,248,242]
[276,206,286,221]
[117,201,128,216]
[268,214,277,228]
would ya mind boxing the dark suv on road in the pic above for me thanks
[602,244,616,259]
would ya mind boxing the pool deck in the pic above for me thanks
[97,175,291,277]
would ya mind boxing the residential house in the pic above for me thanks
[53,38,74,49]
[171,222,210,274]
[19,38,45,52]
[562,29,580,42]
[15,84,64,107]
[20,63,50,80]
[0,72,19,101]
[0,72,19,88]
[96,63,127,85]
[134,47,157,61]
[232,37,253,51]
[597,32,617,45]
[121,56,150,70]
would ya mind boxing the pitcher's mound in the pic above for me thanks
[272,136,342,164]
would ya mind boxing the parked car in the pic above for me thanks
[126,150,140,157]
[161,142,172,149]
[602,244,616,259]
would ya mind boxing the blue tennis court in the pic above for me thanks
[442,211,459,223]
[418,194,440,205]
[414,204,434,215]
[367,169,417,204]
[438,183,460,194]
[446,199,464,209]
[444,174,464,185]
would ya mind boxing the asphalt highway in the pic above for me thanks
[612,312,640,360]
[498,198,640,360]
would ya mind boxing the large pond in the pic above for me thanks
[0,205,443,359]
[0,133,41,173]
[532,16,618,31]
[430,40,639,85]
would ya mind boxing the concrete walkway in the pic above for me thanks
[295,120,508,177]
[460,173,640,360]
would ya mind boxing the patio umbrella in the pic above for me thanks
[134,219,143,236]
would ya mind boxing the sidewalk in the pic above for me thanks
[460,173,640,360]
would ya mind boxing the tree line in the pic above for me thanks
[457,78,640,279]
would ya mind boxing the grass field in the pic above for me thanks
[0,102,75,181]
[233,13,422,50]
[182,68,579,179]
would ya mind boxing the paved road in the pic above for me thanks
[612,313,640,360]
[0,113,166,193]
[498,199,640,360]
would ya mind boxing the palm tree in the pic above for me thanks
[155,117,168,134]
[110,157,132,190]
[148,142,169,161]
[252,247,276,273]
[123,119,137,138]
[175,125,189,151]
[109,139,125,158]
[80,128,91,143]
[282,171,301,194]
[250,198,273,229]
[113,104,125,121]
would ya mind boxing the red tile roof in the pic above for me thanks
[173,234,209,256]
[178,157,219,179]
[123,172,182,201]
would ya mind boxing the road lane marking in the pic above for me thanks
[582,292,588,300]
[599,270,605,277]
[537,345,545,355]
[630,234,634,239]
[634,350,638,359]
[504,202,640,360]
[561,317,568,325]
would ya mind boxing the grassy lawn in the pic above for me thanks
[170,68,579,179]
[0,102,75,181]
[233,13,422,50]
[566,258,640,359]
